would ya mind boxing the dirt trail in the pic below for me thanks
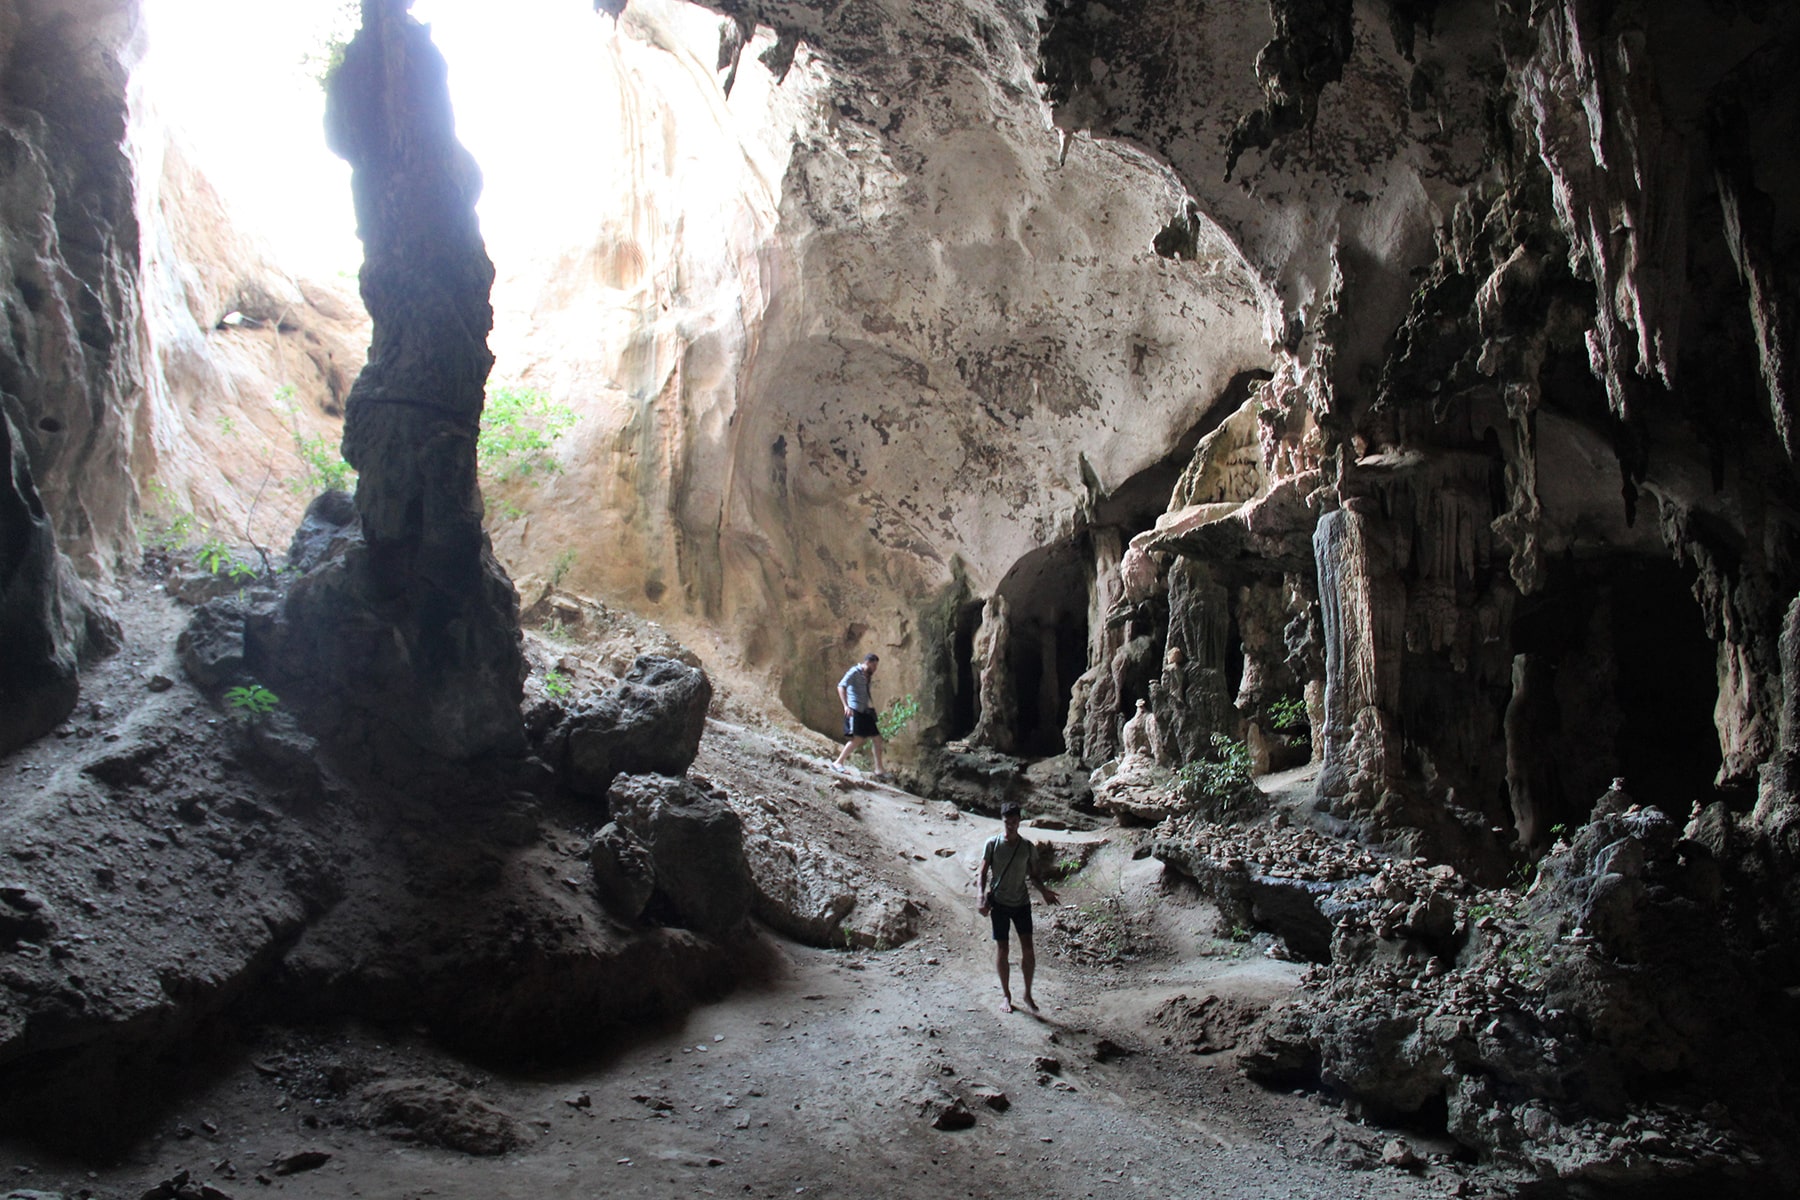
[3,734,1471,1200]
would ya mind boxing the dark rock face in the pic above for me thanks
[555,656,713,799]
[588,820,656,922]
[241,0,526,762]
[0,0,139,754]
[0,411,117,754]
[608,772,752,936]
[0,0,144,578]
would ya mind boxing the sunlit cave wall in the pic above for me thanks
[485,0,1273,741]
[0,0,146,578]
[127,1,369,563]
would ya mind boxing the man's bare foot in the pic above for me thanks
[1023,993,1039,1011]
[1000,997,1014,1014]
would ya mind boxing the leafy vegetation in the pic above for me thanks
[549,548,577,589]
[543,669,571,699]
[198,538,257,582]
[301,0,361,90]
[1175,733,1261,820]
[1268,695,1308,736]
[479,385,576,486]
[878,693,920,740]
[292,431,356,494]
[225,684,280,716]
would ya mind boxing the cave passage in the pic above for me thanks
[1611,560,1726,812]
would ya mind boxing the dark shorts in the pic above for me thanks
[844,709,880,739]
[989,899,1032,943]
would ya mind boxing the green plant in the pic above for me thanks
[197,538,257,582]
[276,383,355,496]
[225,684,280,716]
[543,669,571,699]
[146,510,196,551]
[548,548,577,589]
[217,415,237,437]
[478,385,576,485]
[292,430,356,494]
[1268,695,1308,735]
[300,0,360,90]
[878,693,920,740]
[141,481,197,551]
[1175,733,1260,818]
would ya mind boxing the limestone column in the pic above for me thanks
[968,593,1016,753]
[1313,501,1405,804]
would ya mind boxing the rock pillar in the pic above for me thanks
[967,593,1016,753]
[1313,502,1405,805]
[256,0,523,760]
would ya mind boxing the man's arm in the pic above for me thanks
[977,855,991,913]
[837,682,852,716]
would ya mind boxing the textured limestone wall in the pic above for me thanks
[0,0,145,576]
[130,130,368,553]
[1043,0,1800,856]
[484,0,1273,742]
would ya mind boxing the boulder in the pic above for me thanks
[1091,753,1181,824]
[609,773,750,936]
[588,821,656,922]
[559,656,713,799]
[740,827,919,950]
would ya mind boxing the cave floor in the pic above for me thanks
[1,582,1481,1200]
[3,785,1472,1200]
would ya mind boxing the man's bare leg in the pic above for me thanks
[871,736,887,774]
[995,941,1013,1013]
[1020,935,1038,1010]
[834,736,861,767]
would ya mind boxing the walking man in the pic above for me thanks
[833,653,887,775]
[977,800,1059,1013]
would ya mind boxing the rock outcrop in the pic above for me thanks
[248,0,524,762]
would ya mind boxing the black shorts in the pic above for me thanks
[989,899,1032,943]
[844,709,880,739]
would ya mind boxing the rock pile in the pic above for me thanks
[1152,792,1796,1189]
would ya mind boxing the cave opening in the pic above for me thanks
[989,540,1091,757]
[948,599,983,740]
[1509,555,1726,831]
[1610,559,1727,813]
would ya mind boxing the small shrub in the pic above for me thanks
[225,684,280,716]
[1175,733,1261,820]
[878,693,920,740]
[479,385,576,485]
[198,538,256,582]
[279,384,356,495]
[548,548,577,589]
[543,669,571,699]
[300,0,360,90]
[293,431,355,494]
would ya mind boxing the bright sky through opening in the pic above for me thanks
[141,0,613,278]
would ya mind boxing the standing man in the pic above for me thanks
[834,653,887,776]
[977,800,1059,1013]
